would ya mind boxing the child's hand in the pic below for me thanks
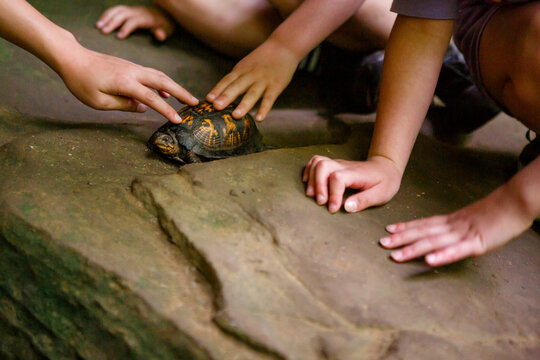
[380,182,535,267]
[206,38,301,121]
[58,47,198,123]
[302,155,402,213]
[96,5,175,41]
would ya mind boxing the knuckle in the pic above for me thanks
[115,75,132,93]
[142,89,157,104]
[472,233,487,256]
[329,171,344,183]
[93,97,111,109]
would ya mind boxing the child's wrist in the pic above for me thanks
[367,153,406,176]
[43,27,85,76]
[499,178,538,226]
[266,34,305,64]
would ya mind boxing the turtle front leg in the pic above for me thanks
[186,150,202,163]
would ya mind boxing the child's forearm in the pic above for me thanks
[368,15,454,173]
[502,156,540,224]
[0,0,82,76]
[268,0,365,61]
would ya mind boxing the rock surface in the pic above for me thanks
[0,1,539,359]
[0,121,539,359]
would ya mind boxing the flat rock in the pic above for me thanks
[0,118,538,359]
[133,128,540,359]
[0,1,539,359]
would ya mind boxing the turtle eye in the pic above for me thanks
[162,135,173,144]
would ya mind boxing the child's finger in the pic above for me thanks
[214,76,255,111]
[326,171,347,213]
[93,94,146,113]
[121,83,182,123]
[386,215,447,234]
[306,156,326,197]
[117,18,141,39]
[255,90,279,122]
[303,157,317,182]
[207,72,240,102]
[152,28,169,42]
[381,221,452,249]
[233,83,265,118]
[101,12,129,34]
[313,161,336,206]
[342,186,379,213]
[96,6,124,28]
[424,235,482,266]
[139,70,198,106]
[389,232,461,263]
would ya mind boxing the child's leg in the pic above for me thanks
[479,2,540,133]
[268,0,395,52]
[155,0,282,58]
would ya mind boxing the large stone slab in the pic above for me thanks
[1,112,537,359]
[0,127,275,359]
[1,1,538,358]
[132,128,540,359]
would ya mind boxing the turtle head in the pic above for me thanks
[148,130,186,163]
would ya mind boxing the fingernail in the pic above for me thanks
[306,186,313,196]
[380,237,391,246]
[386,224,397,232]
[232,110,242,118]
[344,200,357,212]
[215,99,224,107]
[426,254,437,264]
[255,114,263,122]
[316,195,324,204]
[391,250,402,261]
[96,21,103,27]
[191,96,199,104]
[329,203,339,213]
[174,114,182,123]
[207,93,215,101]
[136,103,148,112]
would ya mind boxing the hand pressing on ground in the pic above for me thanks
[58,46,198,123]
[380,158,540,266]
[206,38,300,121]
[96,5,175,41]
[302,155,402,213]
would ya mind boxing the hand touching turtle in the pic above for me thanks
[207,38,300,122]
[0,0,196,123]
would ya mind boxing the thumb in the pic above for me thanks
[106,96,148,112]
[153,28,168,42]
[343,188,382,213]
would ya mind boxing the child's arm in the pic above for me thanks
[1,0,197,123]
[304,15,453,212]
[305,14,540,266]
[206,0,367,121]
[381,157,540,266]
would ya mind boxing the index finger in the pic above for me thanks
[122,82,183,123]
[139,69,199,107]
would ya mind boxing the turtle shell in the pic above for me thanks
[159,101,264,159]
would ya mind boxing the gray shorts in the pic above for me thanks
[453,0,503,106]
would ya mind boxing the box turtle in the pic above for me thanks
[148,101,266,164]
